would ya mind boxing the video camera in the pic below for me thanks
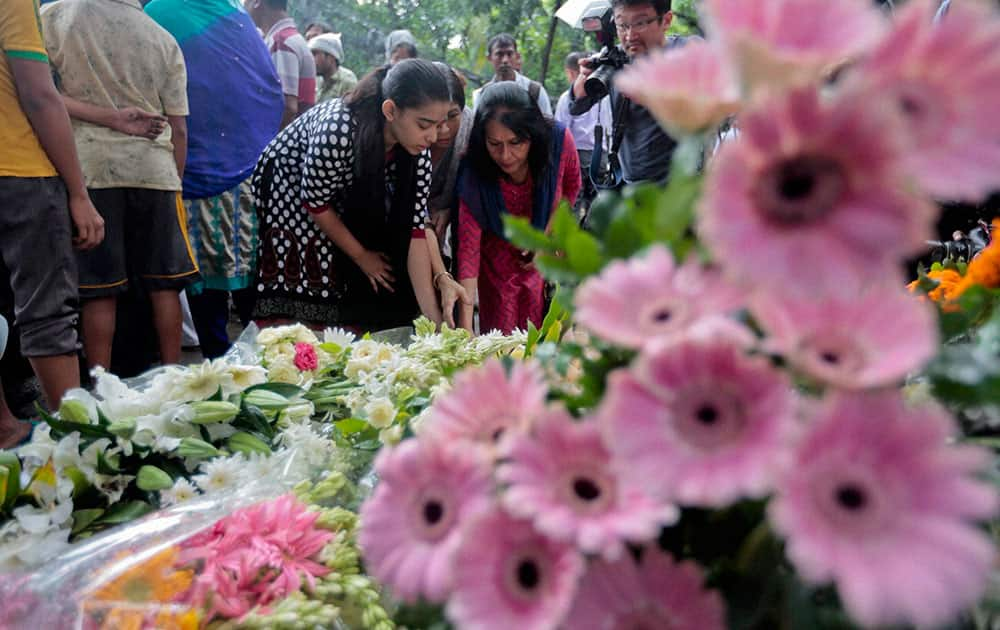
[579,3,629,100]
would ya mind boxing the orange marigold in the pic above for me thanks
[908,268,964,304]
[954,219,1000,297]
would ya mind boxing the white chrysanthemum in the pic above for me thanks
[160,478,199,505]
[170,360,236,402]
[345,356,376,380]
[193,457,244,493]
[324,326,356,348]
[365,398,397,429]
[280,422,334,468]
[228,365,268,391]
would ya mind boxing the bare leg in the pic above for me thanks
[149,289,182,366]
[28,353,80,410]
[82,296,116,369]
[0,381,32,448]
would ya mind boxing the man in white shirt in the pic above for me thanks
[472,34,552,116]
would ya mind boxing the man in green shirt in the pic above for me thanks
[309,33,358,102]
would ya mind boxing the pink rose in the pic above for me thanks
[293,342,319,372]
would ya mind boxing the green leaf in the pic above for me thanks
[564,230,604,277]
[243,382,304,399]
[503,215,556,253]
[71,508,105,535]
[535,253,582,284]
[525,321,541,355]
[94,501,155,526]
[549,202,578,248]
[0,452,22,512]
[654,173,701,246]
[235,403,277,440]
[319,342,343,355]
[43,417,113,440]
[355,439,382,451]
[336,418,368,435]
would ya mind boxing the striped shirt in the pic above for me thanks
[265,17,316,113]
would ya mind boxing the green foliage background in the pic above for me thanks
[289,0,702,104]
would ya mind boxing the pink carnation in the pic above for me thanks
[447,507,583,630]
[180,494,333,620]
[359,438,493,603]
[599,331,798,507]
[421,359,548,452]
[574,246,743,350]
[497,408,678,560]
[703,0,884,94]
[851,0,1000,201]
[293,342,319,372]
[770,391,998,628]
[563,549,726,630]
[615,39,740,136]
[697,86,936,296]
[752,285,938,389]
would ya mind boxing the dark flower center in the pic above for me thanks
[820,351,840,365]
[423,500,444,525]
[836,484,867,511]
[492,427,506,443]
[695,404,719,425]
[756,156,846,226]
[652,308,672,323]
[572,477,602,502]
[516,559,541,590]
[899,95,923,118]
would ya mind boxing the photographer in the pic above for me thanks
[569,0,682,185]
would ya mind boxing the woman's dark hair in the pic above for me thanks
[467,81,553,183]
[433,62,467,106]
[344,59,451,201]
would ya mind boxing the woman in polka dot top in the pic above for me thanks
[251,59,468,331]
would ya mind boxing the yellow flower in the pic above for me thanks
[85,547,197,630]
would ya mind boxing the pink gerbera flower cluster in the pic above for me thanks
[179,494,333,620]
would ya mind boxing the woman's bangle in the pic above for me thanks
[433,271,454,289]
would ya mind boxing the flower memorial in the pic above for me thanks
[0,321,524,571]
[357,0,1000,628]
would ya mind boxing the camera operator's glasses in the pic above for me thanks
[614,16,661,34]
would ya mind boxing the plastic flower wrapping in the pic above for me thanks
[0,466,392,630]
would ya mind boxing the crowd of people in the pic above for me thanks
[0,0,721,447]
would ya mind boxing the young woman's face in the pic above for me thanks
[384,100,452,155]
[485,118,531,179]
[434,103,464,150]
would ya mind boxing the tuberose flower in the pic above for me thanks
[703,0,885,94]
[359,439,493,603]
[562,548,725,630]
[421,360,548,451]
[446,507,583,630]
[615,39,740,136]
[600,331,798,507]
[697,86,936,296]
[752,285,938,389]
[498,408,677,559]
[770,391,998,628]
[851,0,1000,201]
[574,246,743,350]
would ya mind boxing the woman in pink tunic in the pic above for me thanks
[456,82,581,334]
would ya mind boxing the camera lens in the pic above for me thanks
[585,64,614,99]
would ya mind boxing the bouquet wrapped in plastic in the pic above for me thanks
[0,460,392,630]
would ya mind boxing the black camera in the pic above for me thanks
[581,6,628,100]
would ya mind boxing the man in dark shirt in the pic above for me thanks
[570,0,680,185]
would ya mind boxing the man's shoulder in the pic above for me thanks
[341,67,359,82]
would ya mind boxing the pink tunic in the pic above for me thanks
[458,129,581,334]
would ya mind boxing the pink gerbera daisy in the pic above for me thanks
[770,391,998,628]
[599,332,797,507]
[447,507,583,630]
[421,359,548,450]
[752,285,938,389]
[697,86,936,296]
[180,494,333,619]
[497,408,678,560]
[703,0,884,94]
[562,548,726,630]
[359,438,493,603]
[574,246,743,350]
[851,0,1000,201]
[615,39,741,137]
